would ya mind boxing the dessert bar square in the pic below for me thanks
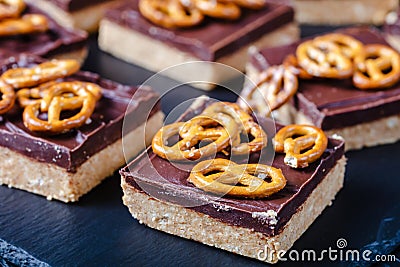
[98,0,299,90]
[0,55,164,202]
[246,27,400,150]
[120,96,346,263]
[0,4,88,62]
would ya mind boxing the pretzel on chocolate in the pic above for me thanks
[22,82,100,133]
[152,113,238,161]
[239,65,298,117]
[2,59,80,89]
[273,124,328,168]
[139,0,204,28]
[0,79,15,114]
[230,0,266,9]
[353,44,400,89]
[283,54,313,79]
[0,0,25,20]
[201,102,267,155]
[0,14,49,37]
[189,158,286,198]
[193,0,241,20]
[296,38,354,79]
[315,33,363,60]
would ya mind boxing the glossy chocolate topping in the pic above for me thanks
[0,55,160,172]
[121,98,344,236]
[0,5,87,60]
[250,27,400,130]
[48,0,111,12]
[104,0,294,61]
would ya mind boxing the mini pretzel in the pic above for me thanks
[188,158,286,198]
[283,54,313,79]
[2,59,80,89]
[353,44,400,89]
[0,14,49,37]
[0,0,25,20]
[0,79,15,114]
[193,0,241,20]
[315,33,363,60]
[296,38,353,79]
[139,0,203,28]
[201,102,267,154]
[239,65,298,117]
[230,0,266,9]
[152,113,238,161]
[273,124,328,168]
[22,82,99,133]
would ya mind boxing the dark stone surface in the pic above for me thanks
[0,29,399,266]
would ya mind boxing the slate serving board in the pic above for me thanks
[0,27,399,267]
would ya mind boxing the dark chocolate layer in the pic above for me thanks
[48,0,111,12]
[104,0,294,61]
[0,5,87,60]
[0,55,160,172]
[120,98,345,237]
[250,27,400,130]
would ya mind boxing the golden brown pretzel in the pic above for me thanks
[230,0,266,9]
[296,38,354,79]
[22,82,99,133]
[0,0,25,20]
[0,14,49,37]
[188,158,286,198]
[273,124,328,168]
[2,59,80,89]
[315,33,363,60]
[353,44,400,89]
[0,79,15,114]
[152,113,238,161]
[201,102,267,154]
[283,54,313,79]
[139,0,204,28]
[238,65,298,117]
[193,0,241,20]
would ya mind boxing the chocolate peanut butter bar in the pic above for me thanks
[120,96,346,263]
[0,55,164,202]
[246,27,400,150]
[98,0,299,90]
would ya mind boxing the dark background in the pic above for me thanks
[0,26,399,267]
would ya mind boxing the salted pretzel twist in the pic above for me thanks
[0,14,49,37]
[315,33,363,60]
[152,113,237,161]
[0,0,25,20]
[139,0,204,28]
[0,79,15,114]
[296,38,354,79]
[152,102,267,161]
[192,0,241,20]
[273,124,328,168]
[22,81,101,133]
[238,65,298,117]
[189,158,286,198]
[353,44,400,89]
[1,59,80,89]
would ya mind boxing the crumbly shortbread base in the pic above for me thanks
[121,157,346,264]
[98,19,299,90]
[25,0,121,32]
[245,63,400,150]
[0,111,164,202]
[293,0,398,25]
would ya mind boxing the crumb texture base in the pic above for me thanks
[122,157,346,263]
[0,111,163,202]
